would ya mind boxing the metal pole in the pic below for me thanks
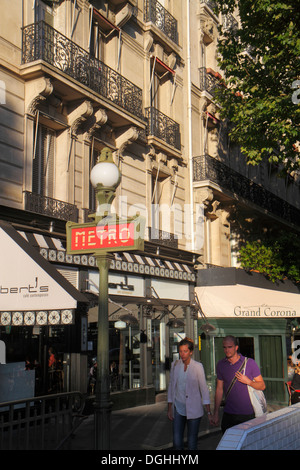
[94,253,113,450]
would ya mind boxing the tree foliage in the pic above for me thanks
[239,232,300,283]
[214,0,300,173]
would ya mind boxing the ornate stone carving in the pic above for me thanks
[115,126,139,157]
[26,77,54,116]
[84,108,108,142]
[68,100,94,136]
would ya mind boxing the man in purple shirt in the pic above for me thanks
[212,335,266,433]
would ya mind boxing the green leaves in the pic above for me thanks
[214,0,300,172]
[239,233,300,283]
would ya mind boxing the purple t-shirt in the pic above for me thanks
[216,355,261,415]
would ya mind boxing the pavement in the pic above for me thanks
[66,399,223,451]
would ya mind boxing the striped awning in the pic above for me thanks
[18,230,196,282]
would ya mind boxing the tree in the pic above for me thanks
[214,0,300,173]
[239,232,300,283]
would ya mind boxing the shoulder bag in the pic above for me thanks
[245,358,267,417]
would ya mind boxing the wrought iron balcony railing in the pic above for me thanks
[22,21,143,119]
[145,107,181,151]
[199,67,222,97]
[193,155,300,226]
[148,227,178,249]
[199,0,217,12]
[24,191,78,222]
[144,0,178,45]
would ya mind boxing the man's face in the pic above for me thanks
[223,340,238,359]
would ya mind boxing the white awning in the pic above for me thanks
[0,221,87,326]
[195,284,300,319]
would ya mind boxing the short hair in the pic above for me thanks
[223,335,239,347]
[178,337,194,352]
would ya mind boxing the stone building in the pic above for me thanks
[0,0,299,406]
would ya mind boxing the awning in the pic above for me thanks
[196,268,300,319]
[18,229,196,282]
[92,7,120,33]
[150,56,175,77]
[0,221,87,327]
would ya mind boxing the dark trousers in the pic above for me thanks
[221,411,255,434]
[291,391,300,405]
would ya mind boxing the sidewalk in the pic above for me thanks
[68,400,222,451]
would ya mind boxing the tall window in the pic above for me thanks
[34,0,54,25]
[151,170,164,230]
[32,124,55,197]
[89,147,99,211]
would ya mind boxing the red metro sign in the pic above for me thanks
[66,218,144,255]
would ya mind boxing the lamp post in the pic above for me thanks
[90,148,121,450]
[66,147,145,450]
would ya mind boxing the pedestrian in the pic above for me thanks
[291,364,300,404]
[167,337,213,450]
[212,335,266,433]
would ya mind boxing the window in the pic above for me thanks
[32,124,55,197]
[89,147,99,212]
[34,0,54,26]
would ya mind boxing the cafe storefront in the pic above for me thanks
[196,267,300,406]
[0,220,88,401]
[0,219,197,405]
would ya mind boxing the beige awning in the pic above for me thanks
[195,284,300,319]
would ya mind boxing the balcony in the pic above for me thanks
[148,227,178,249]
[22,21,143,120]
[193,154,300,226]
[144,0,178,45]
[145,107,181,151]
[24,191,78,222]
[199,67,222,97]
[199,0,217,12]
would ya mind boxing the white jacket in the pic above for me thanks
[167,358,210,419]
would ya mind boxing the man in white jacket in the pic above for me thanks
[167,337,213,450]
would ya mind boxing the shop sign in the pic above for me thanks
[88,271,144,297]
[0,227,77,312]
[66,217,145,255]
[234,306,297,317]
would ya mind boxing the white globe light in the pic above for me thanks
[90,161,121,188]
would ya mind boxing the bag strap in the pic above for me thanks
[224,358,247,400]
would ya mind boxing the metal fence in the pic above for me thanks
[0,392,86,450]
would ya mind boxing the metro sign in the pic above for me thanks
[66,218,145,255]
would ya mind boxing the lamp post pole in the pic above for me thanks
[91,148,121,451]
[94,252,113,450]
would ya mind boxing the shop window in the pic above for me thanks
[87,320,141,393]
[259,335,285,403]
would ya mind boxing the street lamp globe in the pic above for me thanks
[90,160,121,189]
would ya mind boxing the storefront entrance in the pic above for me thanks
[200,320,288,406]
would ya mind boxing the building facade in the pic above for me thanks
[0,0,299,406]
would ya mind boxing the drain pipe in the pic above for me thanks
[186,0,195,251]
